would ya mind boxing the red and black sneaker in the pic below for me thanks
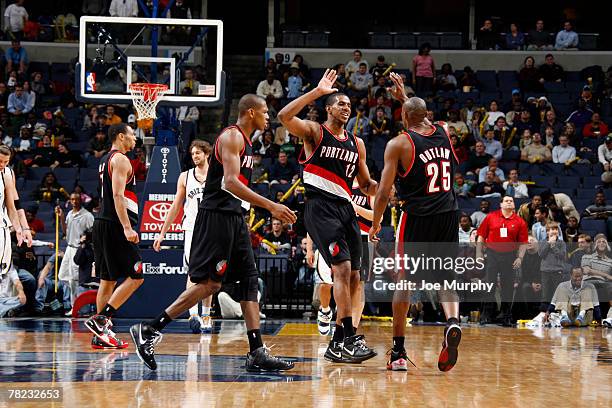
[85,314,124,348]
[438,323,462,372]
[91,335,129,350]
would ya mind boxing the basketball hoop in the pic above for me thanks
[128,83,169,121]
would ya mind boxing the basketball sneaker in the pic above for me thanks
[438,323,462,372]
[317,308,332,335]
[245,345,295,372]
[189,315,203,334]
[342,335,377,363]
[85,314,123,348]
[323,340,344,363]
[386,348,418,371]
[201,315,213,333]
[91,335,128,350]
[603,317,612,328]
[130,323,163,370]
[560,315,573,327]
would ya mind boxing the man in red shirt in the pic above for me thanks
[477,195,528,326]
[129,147,147,182]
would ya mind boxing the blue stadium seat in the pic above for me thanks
[514,197,531,208]
[480,92,500,106]
[497,71,518,89]
[579,219,607,236]
[305,31,329,47]
[566,164,591,177]
[79,168,99,181]
[270,183,291,196]
[552,187,575,196]
[458,91,480,103]
[519,163,542,176]
[548,93,570,105]
[605,190,612,201]
[582,176,603,188]
[531,175,555,187]
[592,163,604,175]
[27,167,52,181]
[476,71,497,90]
[440,32,463,49]
[252,183,270,198]
[281,30,305,47]
[581,138,600,152]
[501,150,520,161]
[572,198,591,213]
[577,188,597,199]
[544,82,566,93]
[541,163,565,176]
[53,168,79,180]
[498,161,517,174]
[565,72,581,82]
[79,181,98,196]
[369,32,393,48]
[416,32,440,49]
[394,32,417,49]
[556,176,580,189]
[554,103,573,120]
[529,187,550,197]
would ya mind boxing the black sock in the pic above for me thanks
[149,311,172,332]
[247,329,263,352]
[332,325,344,342]
[100,304,116,318]
[447,317,460,326]
[353,326,358,335]
[341,317,354,338]
[393,336,405,352]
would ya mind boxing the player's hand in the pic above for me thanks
[315,69,338,96]
[54,206,63,216]
[512,257,522,269]
[22,229,33,247]
[124,226,139,244]
[369,222,381,242]
[270,203,297,224]
[388,72,408,102]
[153,235,164,252]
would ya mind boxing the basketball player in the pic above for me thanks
[153,140,213,334]
[130,94,297,372]
[370,72,462,372]
[278,69,378,363]
[85,124,143,349]
[0,146,33,248]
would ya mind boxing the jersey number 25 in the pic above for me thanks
[425,161,451,193]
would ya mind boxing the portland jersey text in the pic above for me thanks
[201,125,253,214]
[395,122,458,216]
[97,150,139,226]
[299,124,359,202]
[351,186,371,235]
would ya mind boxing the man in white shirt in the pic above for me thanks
[3,0,28,40]
[345,49,369,77]
[478,157,505,183]
[555,21,579,50]
[482,129,503,160]
[458,214,476,243]
[503,169,529,198]
[256,73,283,101]
[109,0,138,17]
[598,135,612,171]
[552,135,576,164]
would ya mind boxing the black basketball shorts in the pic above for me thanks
[304,196,362,271]
[93,219,142,281]
[188,209,258,302]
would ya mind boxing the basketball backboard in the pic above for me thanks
[76,16,224,107]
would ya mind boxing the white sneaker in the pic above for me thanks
[548,312,562,328]
[317,308,333,335]
[603,317,612,328]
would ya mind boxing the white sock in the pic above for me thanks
[578,310,586,319]
[189,304,199,317]
[202,306,211,317]
[321,306,331,313]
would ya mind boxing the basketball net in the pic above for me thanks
[128,83,169,132]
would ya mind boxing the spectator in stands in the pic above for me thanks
[30,134,57,167]
[346,50,368,77]
[285,63,305,100]
[82,0,108,16]
[274,53,289,81]
[7,84,33,119]
[538,54,564,83]
[454,172,471,197]
[471,200,490,228]
[412,43,435,97]
[519,195,543,228]
[369,55,389,80]
[256,72,283,103]
[465,141,491,176]
[472,170,504,198]
[598,135,612,171]
[505,23,525,50]
[25,207,44,233]
[368,95,391,120]
[437,63,457,91]
[566,99,593,132]
[263,58,277,79]
[560,122,581,148]
[450,134,469,164]
[582,191,612,238]
[579,85,597,111]
[538,221,568,312]
[0,262,27,317]
[478,157,504,183]
[546,192,579,224]
[33,172,69,203]
[459,214,476,243]
[369,106,392,140]
[521,235,543,317]
[476,19,499,50]
[518,56,541,93]
[554,21,579,50]
[569,234,592,267]
[251,151,268,184]
[551,267,598,327]
[88,129,110,161]
[513,109,537,137]
[253,128,277,158]
[166,0,193,43]
[485,100,505,128]
[458,66,479,91]
[3,0,28,41]
[552,135,576,164]
[533,206,563,242]
[73,185,93,206]
[262,218,292,254]
[447,109,468,138]
[332,63,348,94]
[292,54,310,80]
[178,68,200,94]
[129,146,147,182]
[527,20,553,51]
[5,39,28,76]
[109,0,138,17]
[481,129,503,160]
[371,75,390,100]
[540,109,564,138]
[521,132,551,163]
[105,105,122,126]
[504,89,524,115]
[565,216,581,243]
[580,233,612,321]
[269,151,298,185]
[503,169,529,198]
[347,105,370,138]
[12,124,33,153]
[460,97,478,124]
[55,142,82,168]
[583,113,608,139]
[495,117,519,150]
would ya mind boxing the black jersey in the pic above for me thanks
[351,186,371,235]
[201,125,253,214]
[395,122,459,217]
[299,124,359,202]
[97,150,138,226]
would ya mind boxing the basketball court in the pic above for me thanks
[0,319,610,407]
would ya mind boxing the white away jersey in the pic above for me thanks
[182,168,206,231]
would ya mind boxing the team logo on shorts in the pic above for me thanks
[329,242,340,257]
[216,260,228,275]
[134,261,143,274]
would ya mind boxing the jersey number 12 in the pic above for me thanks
[425,161,451,193]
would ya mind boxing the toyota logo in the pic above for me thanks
[149,202,172,222]
[161,147,170,154]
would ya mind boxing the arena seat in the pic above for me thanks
[566,164,591,177]
[27,167,52,181]
[579,219,607,236]
[530,175,555,188]
[582,176,602,188]
[79,168,99,181]
[556,176,580,189]
[394,32,417,49]
[577,188,597,199]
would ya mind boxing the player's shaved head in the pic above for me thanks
[402,97,428,126]
[238,94,266,115]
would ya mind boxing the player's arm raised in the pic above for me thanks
[388,72,408,104]
[220,130,296,224]
[111,154,139,243]
[153,171,187,252]
[355,137,377,196]
[278,69,338,144]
